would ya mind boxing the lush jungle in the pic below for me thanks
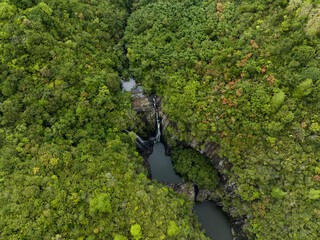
[1,0,319,239]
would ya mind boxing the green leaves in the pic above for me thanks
[172,146,219,191]
[0,3,15,21]
[167,221,180,236]
[294,45,316,67]
[130,224,142,240]
[36,2,53,16]
[0,2,210,239]
[270,90,285,111]
[124,0,320,239]
[308,188,320,200]
[89,193,112,214]
[293,78,313,98]
[114,235,128,240]
[271,187,286,199]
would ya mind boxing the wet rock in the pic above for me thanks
[196,187,222,202]
[122,79,157,179]
[132,96,153,113]
[139,148,153,179]
[122,78,156,136]
[162,182,195,201]
[132,96,156,132]
[159,104,248,239]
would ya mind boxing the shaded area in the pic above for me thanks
[148,143,182,184]
[195,201,233,240]
[123,79,233,240]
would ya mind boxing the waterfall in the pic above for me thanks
[153,97,161,143]
[124,95,161,149]
[123,130,150,150]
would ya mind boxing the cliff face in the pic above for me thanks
[132,95,156,136]
[130,92,247,240]
[159,102,247,240]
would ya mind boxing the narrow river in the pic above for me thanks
[122,79,233,240]
[149,142,233,240]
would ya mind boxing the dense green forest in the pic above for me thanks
[172,146,220,191]
[125,0,320,239]
[0,0,209,239]
[1,0,320,239]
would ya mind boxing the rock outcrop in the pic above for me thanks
[196,187,221,202]
[162,182,195,202]
[132,96,156,133]
[122,78,157,137]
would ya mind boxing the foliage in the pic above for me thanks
[114,235,128,240]
[167,221,180,237]
[308,188,320,200]
[270,90,285,111]
[89,193,112,214]
[271,187,286,199]
[172,146,219,191]
[293,78,314,98]
[130,224,142,240]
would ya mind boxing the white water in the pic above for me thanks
[153,97,161,142]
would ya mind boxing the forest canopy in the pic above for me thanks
[1,0,320,239]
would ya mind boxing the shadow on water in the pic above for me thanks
[148,143,182,184]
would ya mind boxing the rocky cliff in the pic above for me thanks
[125,80,247,239]
[158,100,247,240]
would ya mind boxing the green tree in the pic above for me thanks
[130,224,142,240]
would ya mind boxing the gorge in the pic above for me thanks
[123,79,234,240]
[1,1,319,239]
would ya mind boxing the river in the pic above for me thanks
[122,79,233,240]
[149,142,233,240]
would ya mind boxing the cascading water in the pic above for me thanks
[121,79,159,147]
[153,96,161,143]
[123,129,150,150]
[147,95,182,183]
[124,96,161,148]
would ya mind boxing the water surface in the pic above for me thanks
[121,78,144,97]
[148,143,182,184]
[195,201,233,240]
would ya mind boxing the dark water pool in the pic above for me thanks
[148,143,182,184]
[194,201,233,240]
